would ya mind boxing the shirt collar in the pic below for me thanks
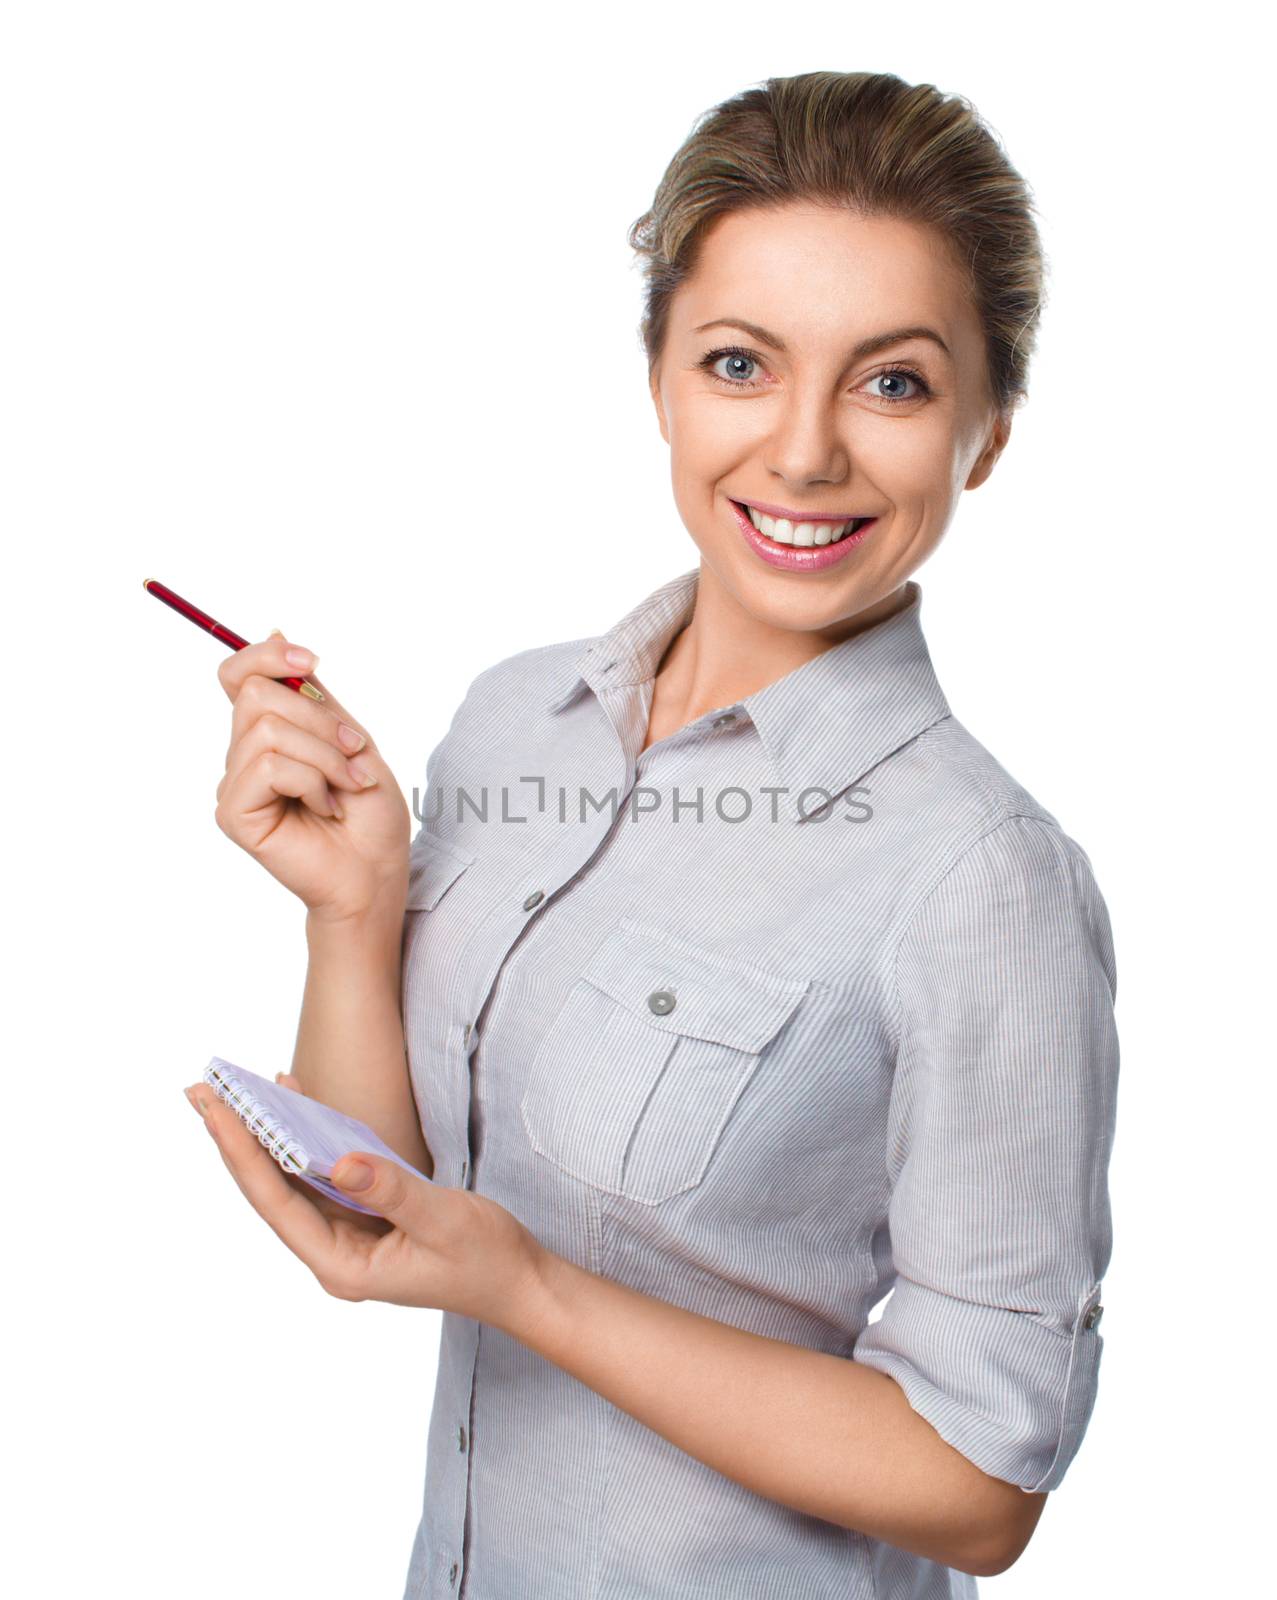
[544,566,951,823]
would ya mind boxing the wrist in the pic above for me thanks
[508,1239,575,1356]
[305,899,404,955]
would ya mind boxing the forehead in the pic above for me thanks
[672,204,974,352]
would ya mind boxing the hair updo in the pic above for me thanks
[628,70,1047,419]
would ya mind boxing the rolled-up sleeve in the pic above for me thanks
[851,813,1120,1494]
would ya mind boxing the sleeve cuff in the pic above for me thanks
[850,1275,1106,1493]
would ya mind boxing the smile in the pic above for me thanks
[736,500,872,546]
[728,498,880,573]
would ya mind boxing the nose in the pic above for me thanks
[763,388,850,490]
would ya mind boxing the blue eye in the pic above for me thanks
[696,344,933,405]
[711,351,759,384]
[872,371,921,401]
[697,346,764,386]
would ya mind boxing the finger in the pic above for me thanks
[227,671,374,761]
[192,1085,341,1267]
[187,1083,381,1234]
[217,636,323,705]
[266,632,353,724]
[219,748,344,823]
[275,1072,304,1092]
[222,706,378,800]
[331,1151,432,1226]
[292,667,345,715]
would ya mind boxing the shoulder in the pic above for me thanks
[885,712,1111,946]
[902,712,1101,866]
[902,712,1060,832]
[453,635,592,720]
[417,635,588,786]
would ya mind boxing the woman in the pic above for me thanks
[187,70,1119,1599]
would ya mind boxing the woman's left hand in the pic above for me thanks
[184,1080,549,1334]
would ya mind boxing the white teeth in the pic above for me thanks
[745,504,859,543]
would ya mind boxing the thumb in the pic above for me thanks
[332,1152,416,1217]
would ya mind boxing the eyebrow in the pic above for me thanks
[691,318,952,363]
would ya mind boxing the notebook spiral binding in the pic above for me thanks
[204,1058,309,1175]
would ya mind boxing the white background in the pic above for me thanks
[3,2,1270,1595]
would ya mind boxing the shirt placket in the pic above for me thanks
[441,680,638,1597]
[437,676,747,1597]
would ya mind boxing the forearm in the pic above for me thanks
[291,909,432,1177]
[517,1251,1037,1578]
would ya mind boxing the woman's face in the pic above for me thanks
[650,203,1010,636]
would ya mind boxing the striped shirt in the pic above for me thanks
[399,566,1119,1599]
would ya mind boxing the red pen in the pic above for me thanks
[143,579,325,702]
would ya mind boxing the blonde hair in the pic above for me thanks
[628,71,1047,418]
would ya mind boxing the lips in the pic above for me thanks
[727,497,880,572]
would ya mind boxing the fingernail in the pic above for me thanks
[336,723,366,753]
[326,787,345,820]
[184,1087,206,1118]
[285,647,315,669]
[336,1159,373,1191]
[347,761,377,789]
[268,629,285,639]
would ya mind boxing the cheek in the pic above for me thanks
[668,392,761,464]
[854,415,956,491]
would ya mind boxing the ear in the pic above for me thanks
[650,364,670,445]
[965,408,1012,491]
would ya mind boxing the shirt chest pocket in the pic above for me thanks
[403,830,478,1125]
[404,829,476,912]
[403,830,476,1000]
[519,917,810,1205]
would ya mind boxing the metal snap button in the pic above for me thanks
[648,989,676,1015]
[712,712,738,728]
[1083,1303,1104,1330]
[523,889,545,910]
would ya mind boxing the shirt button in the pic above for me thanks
[1083,1303,1104,1330]
[462,1022,472,1044]
[523,889,545,910]
[448,1560,458,1585]
[711,711,738,728]
[648,989,676,1016]
[458,1425,468,1452]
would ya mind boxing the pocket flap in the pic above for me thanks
[581,917,809,1052]
[405,830,476,910]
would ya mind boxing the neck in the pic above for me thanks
[651,564,911,726]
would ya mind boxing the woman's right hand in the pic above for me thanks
[214,632,411,925]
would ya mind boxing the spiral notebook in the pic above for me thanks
[202,1056,433,1217]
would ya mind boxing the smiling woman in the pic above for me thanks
[630,120,1033,685]
[192,69,1118,1600]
